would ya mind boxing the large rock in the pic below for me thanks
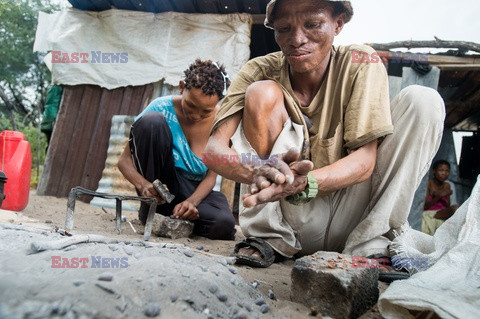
[291,251,379,319]
[152,214,194,239]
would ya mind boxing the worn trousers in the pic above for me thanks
[130,112,236,240]
[231,85,445,257]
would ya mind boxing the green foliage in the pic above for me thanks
[22,124,47,167]
[0,116,47,168]
[0,0,60,128]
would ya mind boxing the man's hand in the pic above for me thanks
[139,182,166,205]
[172,200,199,220]
[243,148,314,207]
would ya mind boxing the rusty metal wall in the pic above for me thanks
[37,84,154,200]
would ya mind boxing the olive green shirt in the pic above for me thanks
[212,44,393,169]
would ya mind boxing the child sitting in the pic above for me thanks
[118,59,235,240]
[422,160,459,235]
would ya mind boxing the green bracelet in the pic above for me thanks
[285,172,318,205]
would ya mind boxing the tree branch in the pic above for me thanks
[0,85,17,130]
[7,82,29,115]
[367,37,480,54]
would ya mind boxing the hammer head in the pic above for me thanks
[152,179,175,204]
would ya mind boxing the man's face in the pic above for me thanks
[272,0,344,74]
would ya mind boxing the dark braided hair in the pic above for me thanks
[183,59,230,99]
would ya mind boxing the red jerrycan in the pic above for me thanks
[0,130,32,211]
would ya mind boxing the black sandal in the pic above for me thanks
[231,237,275,268]
[367,254,411,283]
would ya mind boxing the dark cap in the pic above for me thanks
[264,0,354,29]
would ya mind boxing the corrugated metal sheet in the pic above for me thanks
[37,83,154,200]
[90,115,139,210]
[68,0,270,14]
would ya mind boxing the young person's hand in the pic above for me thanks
[139,182,166,205]
[243,148,314,207]
[172,200,199,220]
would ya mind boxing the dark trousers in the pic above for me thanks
[129,112,235,240]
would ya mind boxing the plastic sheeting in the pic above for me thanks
[34,9,252,89]
[380,176,480,319]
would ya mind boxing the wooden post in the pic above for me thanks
[220,177,237,212]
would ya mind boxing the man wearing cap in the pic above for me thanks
[205,0,445,267]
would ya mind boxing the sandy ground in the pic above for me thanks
[2,190,385,319]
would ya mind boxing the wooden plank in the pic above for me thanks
[66,86,105,201]
[38,86,85,196]
[36,86,67,195]
[119,85,145,114]
[377,50,480,65]
[369,38,480,54]
[140,84,154,109]
[220,178,236,211]
[59,86,103,197]
[424,55,480,65]
[436,64,480,71]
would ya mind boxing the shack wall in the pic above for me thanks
[37,84,154,199]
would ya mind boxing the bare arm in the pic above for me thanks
[172,169,218,220]
[204,112,255,184]
[424,181,452,210]
[424,180,434,209]
[311,139,378,195]
[186,170,217,206]
[117,142,164,204]
[242,140,378,207]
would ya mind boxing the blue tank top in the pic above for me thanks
[135,96,207,181]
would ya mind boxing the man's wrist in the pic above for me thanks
[285,172,318,205]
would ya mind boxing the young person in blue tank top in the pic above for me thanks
[118,59,235,240]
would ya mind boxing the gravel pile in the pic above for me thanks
[0,224,267,319]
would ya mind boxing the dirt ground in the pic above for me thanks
[4,190,385,319]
